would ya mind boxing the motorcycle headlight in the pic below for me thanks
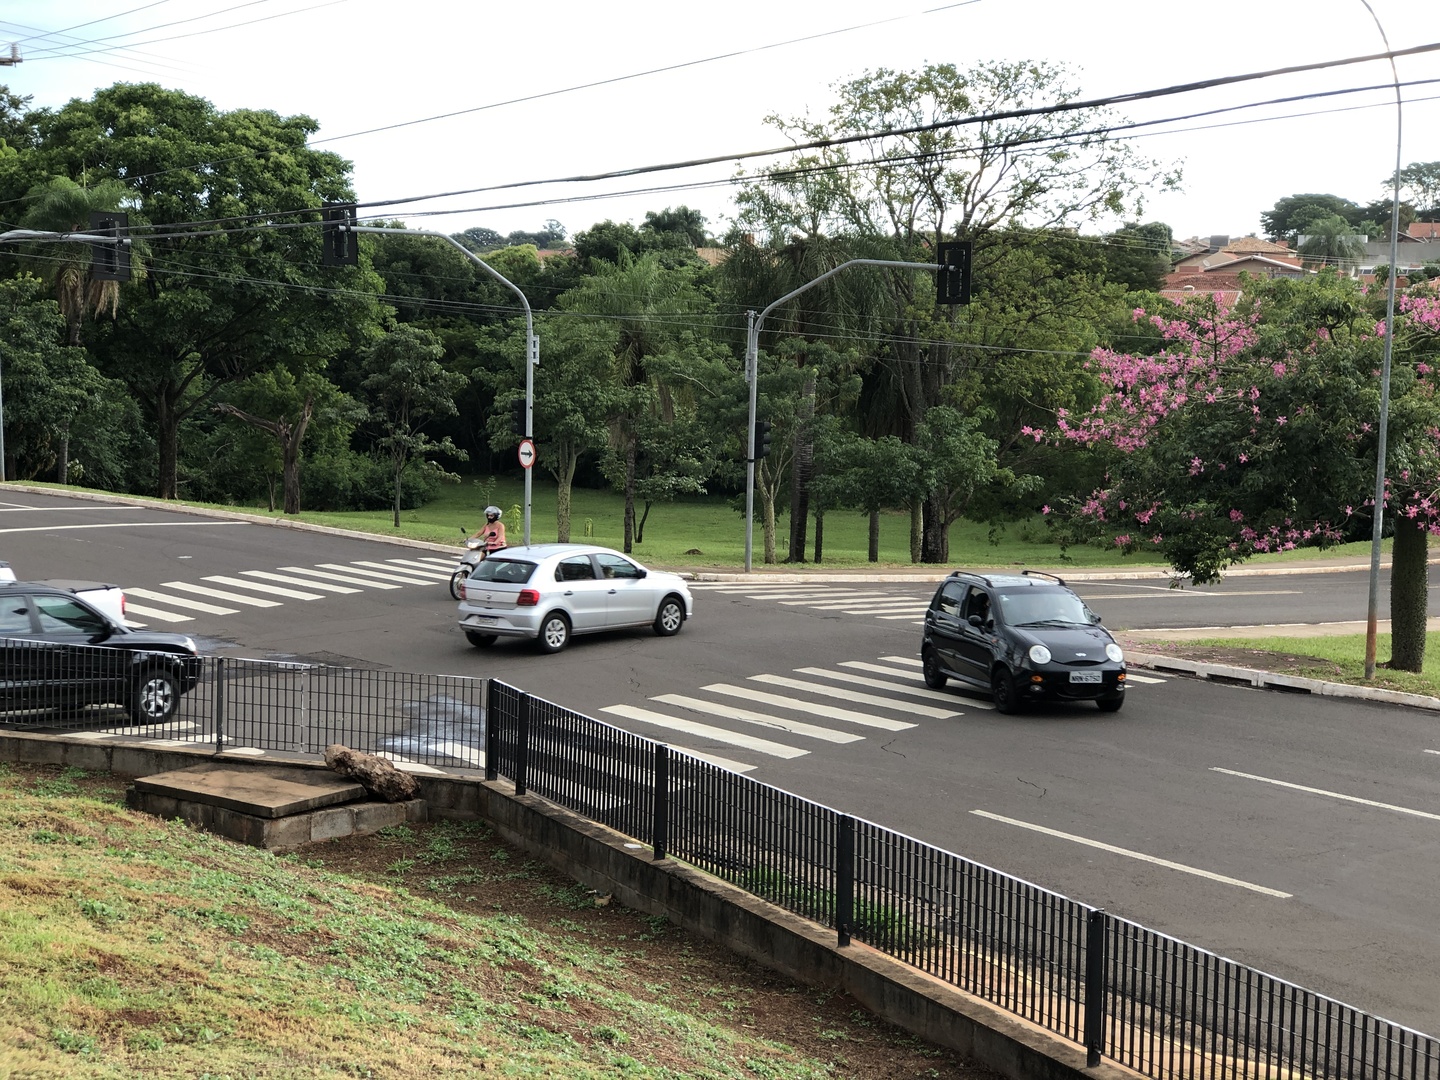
[1028,644,1052,665]
[1106,643,1125,663]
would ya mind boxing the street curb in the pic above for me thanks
[1125,651,1440,712]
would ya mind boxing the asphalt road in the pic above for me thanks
[4,488,1439,1035]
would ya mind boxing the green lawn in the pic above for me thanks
[30,475,1250,571]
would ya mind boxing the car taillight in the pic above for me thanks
[516,589,540,607]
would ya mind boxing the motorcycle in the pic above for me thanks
[449,527,488,600]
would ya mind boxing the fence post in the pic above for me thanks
[212,657,226,753]
[836,814,855,947]
[482,679,497,782]
[652,743,670,861]
[295,664,311,755]
[514,690,530,796]
[1084,907,1108,1067]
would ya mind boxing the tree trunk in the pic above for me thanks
[392,457,403,529]
[921,496,949,563]
[637,501,651,545]
[812,510,824,563]
[266,476,276,512]
[622,436,637,553]
[157,397,180,499]
[786,373,816,563]
[909,503,922,564]
[869,511,880,563]
[56,430,69,485]
[1389,514,1428,672]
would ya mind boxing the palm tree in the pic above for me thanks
[19,176,140,481]
[1297,214,1367,273]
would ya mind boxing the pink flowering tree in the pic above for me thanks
[1043,273,1440,671]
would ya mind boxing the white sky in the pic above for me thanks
[4,0,1440,245]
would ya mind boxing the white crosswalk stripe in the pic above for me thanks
[387,557,456,572]
[700,683,917,731]
[160,581,283,607]
[277,566,403,589]
[748,674,960,718]
[792,665,975,707]
[601,704,807,759]
[318,562,434,585]
[650,694,864,743]
[240,570,362,594]
[121,602,194,623]
[126,587,240,615]
[352,560,447,581]
[203,575,326,601]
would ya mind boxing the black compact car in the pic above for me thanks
[921,570,1126,713]
[0,582,203,725]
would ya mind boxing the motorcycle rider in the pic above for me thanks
[472,506,507,554]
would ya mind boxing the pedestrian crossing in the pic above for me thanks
[120,556,458,626]
[688,581,934,624]
[598,653,1171,774]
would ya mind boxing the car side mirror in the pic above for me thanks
[1085,608,1102,624]
[967,614,983,628]
[635,568,647,579]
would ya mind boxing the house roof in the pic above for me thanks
[1409,221,1440,242]
[1159,271,1245,306]
[1224,236,1292,255]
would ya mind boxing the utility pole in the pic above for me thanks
[0,45,20,66]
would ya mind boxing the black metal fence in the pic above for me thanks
[0,642,485,768]
[4,646,1436,1080]
[486,681,1440,1080]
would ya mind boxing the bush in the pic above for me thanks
[301,450,447,511]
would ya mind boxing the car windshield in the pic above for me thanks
[996,589,1093,627]
[469,558,536,585]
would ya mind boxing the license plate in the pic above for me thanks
[470,615,499,625]
[1069,671,1102,684]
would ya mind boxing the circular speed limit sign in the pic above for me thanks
[517,438,537,469]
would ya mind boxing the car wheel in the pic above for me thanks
[1096,695,1124,713]
[991,667,1021,715]
[464,631,497,648]
[653,595,685,637]
[131,666,180,724]
[536,612,571,653]
[922,646,948,689]
[449,569,468,600]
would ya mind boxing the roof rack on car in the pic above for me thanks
[1021,569,1066,586]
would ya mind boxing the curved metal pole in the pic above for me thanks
[1360,1,1403,679]
[743,259,941,571]
[353,227,538,545]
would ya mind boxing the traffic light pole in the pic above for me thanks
[743,258,944,571]
[347,226,538,545]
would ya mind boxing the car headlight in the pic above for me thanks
[1028,644,1052,665]
[1106,643,1125,663]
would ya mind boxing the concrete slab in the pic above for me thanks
[132,762,366,819]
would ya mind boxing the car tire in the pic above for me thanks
[1096,695,1124,713]
[464,631,497,648]
[991,667,1021,714]
[653,595,685,637]
[536,612,571,653]
[922,646,948,689]
[449,569,468,600]
[131,666,180,725]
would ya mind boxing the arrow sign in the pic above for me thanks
[517,438,537,469]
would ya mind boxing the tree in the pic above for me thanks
[20,83,385,500]
[1395,161,1440,217]
[1047,277,1440,672]
[453,226,504,252]
[1102,221,1174,291]
[1260,194,1363,243]
[733,60,1178,562]
[1296,214,1366,271]
[360,325,469,528]
[641,206,710,247]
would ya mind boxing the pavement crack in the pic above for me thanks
[1016,777,1047,797]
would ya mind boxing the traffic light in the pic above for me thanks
[753,419,772,460]
[88,211,131,282]
[509,397,528,438]
[321,203,358,267]
[936,240,972,305]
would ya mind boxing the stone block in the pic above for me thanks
[308,806,357,842]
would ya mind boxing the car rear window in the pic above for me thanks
[470,558,537,585]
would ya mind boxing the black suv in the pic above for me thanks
[0,582,202,724]
[921,570,1125,713]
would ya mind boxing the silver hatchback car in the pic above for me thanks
[455,543,693,653]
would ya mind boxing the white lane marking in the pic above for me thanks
[700,684,917,731]
[664,747,757,773]
[1211,768,1440,823]
[880,655,924,667]
[160,581,282,607]
[1124,673,1168,685]
[750,590,878,600]
[651,694,863,744]
[277,566,402,590]
[688,583,837,591]
[793,666,967,706]
[1425,749,1440,756]
[0,505,141,512]
[352,559,447,581]
[601,705,807,759]
[387,558,457,571]
[240,570,361,594]
[121,603,194,624]
[877,614,927,622]
[841,660,928,677]
[749,674,959,718]
[832,601,930,612]
[125,587,239,615]
[1077,590,1304,601]
[0,521,250,534]
[971,810,1292,898]
[318,563,431,585]
[203,575,325,601]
